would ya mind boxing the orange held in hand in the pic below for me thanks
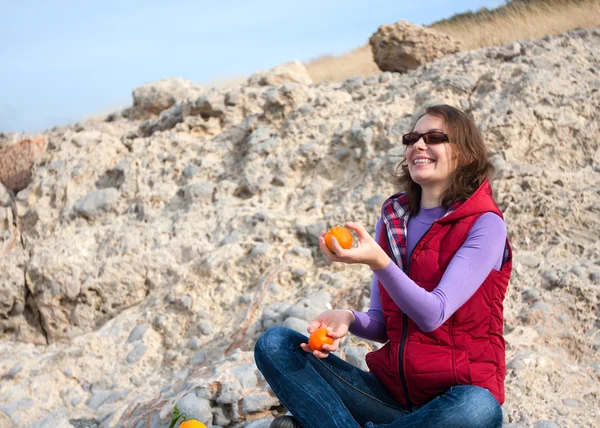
[325,226,353,253]
[308,328,334,351]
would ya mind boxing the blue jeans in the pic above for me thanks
[254,326,502,428]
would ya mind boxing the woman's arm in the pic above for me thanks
[374,213,506,332]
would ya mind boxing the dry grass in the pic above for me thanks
[433,0,600,50]
[304,0,600,83]
[305,45,380,84]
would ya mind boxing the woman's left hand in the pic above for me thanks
[319,221,390,270]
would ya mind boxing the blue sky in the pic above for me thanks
[0,0,504,133]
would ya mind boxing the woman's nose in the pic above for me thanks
[413,137,427,150]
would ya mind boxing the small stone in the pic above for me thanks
[570,265,586,277]
[343,346,369,371]
[533,421,561,428]
[178,295,193,311]
[541,270,560,290]
[225,92,241,106]
[217,381,242,404]
[199,321,214,335]
[153,315,166,329]
[183,164,201,178]
[185,182,214,203]
[191,351,206,365]
[241,392,280,414]
[7,363,23,378]
[282,317,309,334]
[292,268,307,279]
[126,343,147,364]
[87,391,113,410]
[521,288,540,302]
[531,301,553,313]
[518,254,541,268]
[251,243,271,257]
[176,393,213,426]
[590,272,600,284]
[127,324,149,343]
[73,188,119,219]
[231,363,259,389]
[212,406,233,426]
[561,398,580,407]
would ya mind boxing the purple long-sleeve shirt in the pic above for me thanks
[349,205,507,342]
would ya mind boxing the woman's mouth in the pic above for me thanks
[413,158,434,165]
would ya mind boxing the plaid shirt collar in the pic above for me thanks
[381,193,462,272]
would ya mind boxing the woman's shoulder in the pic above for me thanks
[472,212,507,238]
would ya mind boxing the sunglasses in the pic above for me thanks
[402,131,449,146]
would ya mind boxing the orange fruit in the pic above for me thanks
[324,226,353,253]
[180,420,207,428]
[308,328,334,351]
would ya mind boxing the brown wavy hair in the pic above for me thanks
[395,105,494,214]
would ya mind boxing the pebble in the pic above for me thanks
[125,343,147,364]
[199,321,214,335]
[183,164,201,178]
[178,295,193,311]
[533,421,561,428]
[540,270,559,290]
[343,346,369,371]
[191,351,206,365]
[126,324,149,343]
[282,317,309,334]
[518,254,541,268]
[570,265,586,277]
[7,363,23,378]
[241,393,279,414]
[176,393,212,425]
[561,398,580,407]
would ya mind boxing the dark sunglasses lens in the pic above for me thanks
[424,132,445,144]
[402,133,420,145]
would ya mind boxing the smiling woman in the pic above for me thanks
[397,104,495,212]
[255,104,511,428]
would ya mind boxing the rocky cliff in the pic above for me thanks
[0,28,599,428]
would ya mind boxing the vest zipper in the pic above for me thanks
[398,222,436,404]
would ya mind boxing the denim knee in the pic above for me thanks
[453,385,502,427]
[254,326,299,363]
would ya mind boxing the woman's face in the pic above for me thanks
[406,114,456,190]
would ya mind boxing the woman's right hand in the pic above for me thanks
[300,309,355,359]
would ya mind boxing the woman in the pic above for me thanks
[254,105,512,428]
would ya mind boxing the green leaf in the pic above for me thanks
[168,407,185,428]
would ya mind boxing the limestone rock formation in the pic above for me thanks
[247,60,313,86]
[0,136,47,192]
[0,28,599,428]
[369,20,462,73]
[123,77,205,120]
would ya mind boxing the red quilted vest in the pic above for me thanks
[365,180,512,405]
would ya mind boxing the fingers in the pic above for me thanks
[327,329,346,340]
[307,320,321,334]
[329,236,347,257]
[300,342,330,359]
[345,221,370,240]
[319,235,340,262]
[321,338,340,353]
